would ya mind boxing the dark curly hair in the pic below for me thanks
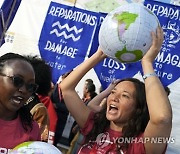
[26,56,52,96]
[84,78,149,152]
[0,53,34,131]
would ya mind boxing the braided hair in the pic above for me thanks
[0,53,33,131]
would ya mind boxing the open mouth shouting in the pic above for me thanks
[10,95,25,108]
[108,104,119,114]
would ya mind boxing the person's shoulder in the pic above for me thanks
[31,102,47,113]
[32,120,40,128]
[33,103,47,110]
[31,120,41,140]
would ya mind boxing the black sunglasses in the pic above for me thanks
[0,73,38,94]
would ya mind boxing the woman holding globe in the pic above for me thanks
[60,26,172,153]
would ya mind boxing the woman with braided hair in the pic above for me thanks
[0,53,40,151]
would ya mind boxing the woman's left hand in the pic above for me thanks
[142,26,164,64]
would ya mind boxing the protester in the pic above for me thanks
[67,78,98,153]
[82,79,97,105]
[0,53,40,150]
[26,93,50,142]
[68,80,121,154]
[51,70,75,147]
[60,27,172,153]
[27,56,58,144]
[82,79,93,101]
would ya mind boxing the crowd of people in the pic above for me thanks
[0,26,173,154]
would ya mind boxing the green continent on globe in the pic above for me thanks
[115,46,143,63]
[114,12,138,29]
[13,141,33,150]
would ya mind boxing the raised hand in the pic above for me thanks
[142,26,164,64]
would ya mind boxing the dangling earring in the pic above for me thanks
[24,95,35,105]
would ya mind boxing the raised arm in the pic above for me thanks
[60,48,106,128]
[88,79,120,112]
[142,27,172,154]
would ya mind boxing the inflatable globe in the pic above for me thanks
[99,3,160,63]
[9,141,62,154]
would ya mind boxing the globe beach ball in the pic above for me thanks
[99,3,160,63]
[9,141,62,154]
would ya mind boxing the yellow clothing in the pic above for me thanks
[30,103,50,141]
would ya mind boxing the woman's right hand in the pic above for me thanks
[96,46,107,60]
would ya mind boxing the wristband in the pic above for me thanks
[143,72,158,80]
